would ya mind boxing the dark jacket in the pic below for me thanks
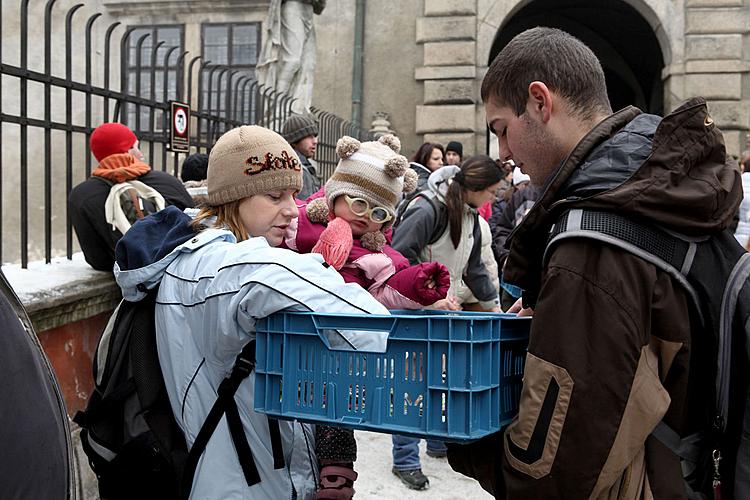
[489,185,542,269]
[69,170,194,272]
[0,270,74,499]
[296,151,321,200]
[408,162,431,193]
[447,98,741,499]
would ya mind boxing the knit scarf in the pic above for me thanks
[92,153,151,183]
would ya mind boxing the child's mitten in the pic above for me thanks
[388,261,450,306]
[312,217,353,270]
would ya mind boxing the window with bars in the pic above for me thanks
[200,23,260,119]
[124,25,184,134]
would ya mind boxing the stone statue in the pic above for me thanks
[256,0,327,114]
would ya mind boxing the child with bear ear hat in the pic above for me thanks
[286,134,451,310]
[283,133,451,500]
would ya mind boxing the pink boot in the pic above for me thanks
[315,464,358,500]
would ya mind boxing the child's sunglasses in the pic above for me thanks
[343,195,393,223]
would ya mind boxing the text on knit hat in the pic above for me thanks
[207,125,303,206]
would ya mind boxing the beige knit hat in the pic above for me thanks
[305,135,417,253]
[325,135,417,220]
[207,125,303,206]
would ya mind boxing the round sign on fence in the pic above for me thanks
[169,101,190,152]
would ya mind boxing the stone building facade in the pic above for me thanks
[315,0,750,159]
[0,0,748,264]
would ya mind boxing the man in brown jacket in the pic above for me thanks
[447,27,742,498]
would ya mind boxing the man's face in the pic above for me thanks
[295,135,318,159]
[485,98,564,186]
[445,151,461,166]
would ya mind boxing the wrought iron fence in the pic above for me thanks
[1,0,373,268]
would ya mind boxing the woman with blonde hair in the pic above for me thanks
[114,125,387,499]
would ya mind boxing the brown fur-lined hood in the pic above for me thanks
[503,97,742,294]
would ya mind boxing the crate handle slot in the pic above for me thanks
[311,314,397,353]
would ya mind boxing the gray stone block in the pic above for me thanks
[423,132,477,155]
[416,104,477,133]
[706,100,750,129]
[721,129,743,158]
[423,41,476,66]
[424,80,476,104]
[686,0,742,6]
[685,60,750,73]
[424,0,477,16]
[415,65,477,80]
[686,34,743,59]
[686,8,750,33]
[685,73,743,100]
[416,16,477,43]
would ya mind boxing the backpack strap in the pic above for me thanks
[545,209,714,475]
[180,340,285,499]
[545,208,703,325]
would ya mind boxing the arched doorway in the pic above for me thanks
[488,0,666,116]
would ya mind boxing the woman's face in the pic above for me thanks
[465,182,501,208]
[426,148,444,171]
[238,189,299,246]
[333,195,385,237]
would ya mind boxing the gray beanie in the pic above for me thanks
[281,114,319,144]
[207,126,302,206]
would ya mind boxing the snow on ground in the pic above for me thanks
[354,430,493,500]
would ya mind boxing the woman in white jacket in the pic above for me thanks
[114,126,387,500]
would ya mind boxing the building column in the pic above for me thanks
[414,0,480,156]
[682,0,750,154]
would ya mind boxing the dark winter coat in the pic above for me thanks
[447,98,741,499]
[69,170,194,272]
[0,269,74,499]
[489,185,542,269]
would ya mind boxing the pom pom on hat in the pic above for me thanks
[384,155,408,178]
[378,134,401,153]
[403,169,418,194]
[360,231,386,252]
[336,136,361,159]
[306,197,331,224]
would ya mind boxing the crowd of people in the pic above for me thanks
[50,25,748,500]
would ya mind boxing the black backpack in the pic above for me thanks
[73,288,285,500]
[395,190,450,245]
[545,208,750,499]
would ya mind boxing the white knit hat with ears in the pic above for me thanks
[306,134,418,251]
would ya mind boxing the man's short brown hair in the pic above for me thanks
[481,27,612,121]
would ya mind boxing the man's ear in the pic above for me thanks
[527,82,553,123]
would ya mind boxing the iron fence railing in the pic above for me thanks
[2,0,373,268]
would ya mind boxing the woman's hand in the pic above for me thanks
[506,297,533,317]
[431,296,461,311]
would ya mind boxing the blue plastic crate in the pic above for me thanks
[254,310,530,442]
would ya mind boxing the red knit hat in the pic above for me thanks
[90,123,138,162]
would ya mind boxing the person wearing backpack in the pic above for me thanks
[389,155,502,490]
[446,27,746,499]
[112,125,389,500]
[69,122,194,272]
